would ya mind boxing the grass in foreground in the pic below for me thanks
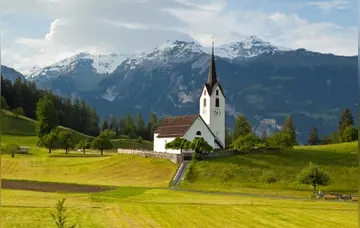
[1,148,177,187]
[1,188,357,228]
[181,142,358,198]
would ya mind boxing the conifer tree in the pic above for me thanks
[283,115,297,145]
[101,119,109,132]
[338,108,354,141]
[35,94,58,138]
[232,114,252,140]
[308,126,320,145]
[109,115,117,131]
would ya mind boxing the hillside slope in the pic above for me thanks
[181,142,358,197]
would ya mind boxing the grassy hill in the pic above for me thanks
[0,110,153,150]
[181,141,358,197]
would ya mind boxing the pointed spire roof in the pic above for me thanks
[207,38,218,89]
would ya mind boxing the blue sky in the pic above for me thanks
[0,0,357,73]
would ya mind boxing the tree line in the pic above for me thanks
[1,76,100,136]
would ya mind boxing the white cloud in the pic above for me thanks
[0,0,357,74]
[305,0,350,12]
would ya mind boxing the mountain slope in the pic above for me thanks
[1,66,25,83]
[13,36,358,143]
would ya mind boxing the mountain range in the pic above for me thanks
[1,35,357,143]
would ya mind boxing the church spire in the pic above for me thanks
[207,37,218,90]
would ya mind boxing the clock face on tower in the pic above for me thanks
[202,108,207,114]
[214,108,221,117]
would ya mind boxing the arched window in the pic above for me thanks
[196,131,201,136]
[216,90,219,95]
[215,98,219,107]
[203,98,206,107]
[204,89,206,95]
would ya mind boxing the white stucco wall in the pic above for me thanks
[183,116,221,150]
[153,134,181,154]
[199,84,226,147]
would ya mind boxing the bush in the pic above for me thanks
[231,133,261,152]
[341,126,358,142]
[220,167,234,184]
[100,129,117,139]
[261,170,277,187]
[12,107,25,117]
[137,136,143,143]
[266,131,294,150]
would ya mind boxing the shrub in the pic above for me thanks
[50,198,76,228]
[12,107,25,117]
[137,136,143,143]
[184,160,198,182]
[231,133,261,152]
[266,131,294,150]
[261,170,277,187]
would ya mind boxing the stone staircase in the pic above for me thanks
[169,161,190,188]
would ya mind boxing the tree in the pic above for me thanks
[341,125,358,142]
[38,129,59,154]
[77,140,91,154]
[1,96,10,110]
[308,126,320,145]
[261,171,277,187]
[58,131,73,154]
[5,144,19,158]
[165,137,191,153]
[12,107,25,118]
[136,113,146,138]
[91,136,113,155]
[50,198,76,228]
[338,108,354,141]
[297,162,331,191]
[109,115,117,131]
[101,119,109,132]
[231,133,261,152]
[232,114,252,140]
[266,131,294,150]
[189,137,213,156]
[100,129,117,139]
[36,95,58,139]
[283,115,297,145]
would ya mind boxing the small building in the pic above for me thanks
[153,42,226,154]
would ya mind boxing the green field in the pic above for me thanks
[181,142,358,198]
[1,188,357,228]
[1,112,358,227]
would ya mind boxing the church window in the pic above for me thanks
[204,90,206,95]
[196,131,202,136]
[203,98,206,107]
[216,90,219,95]
[215,98,219,107]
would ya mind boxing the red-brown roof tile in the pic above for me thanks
[155,114,199,138]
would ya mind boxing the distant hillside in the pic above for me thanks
[1,65,25,83]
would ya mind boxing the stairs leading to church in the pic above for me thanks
[170,161,190,188]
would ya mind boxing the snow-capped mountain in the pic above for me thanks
[8,35,356,143]
[214,35,291,59]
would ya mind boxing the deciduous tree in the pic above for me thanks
[297,162,330,191]
[91,136,113,155]
[36,95,58,139]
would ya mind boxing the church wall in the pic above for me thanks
[208,84,226,147]
[183,116,221,150]
[153,134,182,154]
[199,87,211,125]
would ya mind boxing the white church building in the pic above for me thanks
[153,43,226,154]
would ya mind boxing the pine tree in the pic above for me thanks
[101,119,109,132]
[109,115,117,132]
[118,116,126,136]
[232,114,252,140]
[283,115,297,145]
[338,108,354,141]
[308,126,320,145]
[136,113,145,138]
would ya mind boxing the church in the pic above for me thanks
[153,42,226,154]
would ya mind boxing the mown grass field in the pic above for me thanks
[1,188,357,228]
[181,142,358,198]
[1,149,177,187]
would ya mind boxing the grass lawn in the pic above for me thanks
[1,188,357,228]
[181,142,358,198]
[1,149,177,188]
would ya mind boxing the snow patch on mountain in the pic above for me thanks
[101,86,118,102]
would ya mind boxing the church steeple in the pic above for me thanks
[206,38,218,90]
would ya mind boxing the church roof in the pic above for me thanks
[154,114,199,138]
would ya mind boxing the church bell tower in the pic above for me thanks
[199,39,226,148]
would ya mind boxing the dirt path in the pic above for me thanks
[1,179,116,193]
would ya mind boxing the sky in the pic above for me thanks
[0,0,357,74]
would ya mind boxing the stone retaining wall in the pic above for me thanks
[117,149,183,164]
